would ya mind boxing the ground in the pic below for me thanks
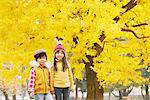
[0,87,149,100]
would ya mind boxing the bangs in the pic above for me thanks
[35,52,47,61]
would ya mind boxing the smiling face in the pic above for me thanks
[55,50,65,60]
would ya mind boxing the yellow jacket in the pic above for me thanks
[50,61,74,91]
[34,66,50,94]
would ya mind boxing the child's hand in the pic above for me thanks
[50,90,55,95]
[70,89,74,92]
[50,87,55,94]
[29,92,34,99]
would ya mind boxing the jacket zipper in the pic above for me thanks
[43,68,46,93]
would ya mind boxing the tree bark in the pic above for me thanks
[145,84,149,100]
[85,62,104,100]
[3,91,9,100]
[13,94,16,100]
[75,78,78,100]
[84,33,105,100]
[119,90,122,99]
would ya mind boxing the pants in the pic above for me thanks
[35,93,53,100]
[54,87,70,100]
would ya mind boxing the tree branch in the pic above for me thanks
[126,86,133,96]
[121,28,150,39]
[94,43,103,56]
[111,91,120,97]
[99,31,105,42]
[113,0,138,23]
[122,0,137,12]
[132,23,148,27]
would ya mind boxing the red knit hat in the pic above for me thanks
[54,42,65,53]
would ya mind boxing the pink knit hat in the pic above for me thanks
[54,42,65,53]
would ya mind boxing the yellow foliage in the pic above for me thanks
[0,0,150,89]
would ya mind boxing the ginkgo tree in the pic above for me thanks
[0,63,17,99]
[0,0,150,100]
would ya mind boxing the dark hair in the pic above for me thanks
[54,51,68,72]
[34,52,47,61]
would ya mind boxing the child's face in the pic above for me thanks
[37,56,46,66]
[55,50,64,60]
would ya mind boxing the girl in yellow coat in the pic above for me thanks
[50,43,74,100]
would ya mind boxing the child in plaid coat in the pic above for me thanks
[28,49,53,100]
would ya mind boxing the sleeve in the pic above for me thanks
[68,64,74,90]
[50,67,54,92]
[28,68,36,92]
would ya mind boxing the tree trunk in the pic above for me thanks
[3,91,9,100]
[81,92,84,100]
[75,78,78,100]
[83,32,105,100]
[145,84,149,100]
[108,92,111,100]
[13,94,16,100]
[141,84,149,100]
[119,90,122,99]
[85,62,104,100]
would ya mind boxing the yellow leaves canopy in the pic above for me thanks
[0,0,150,88]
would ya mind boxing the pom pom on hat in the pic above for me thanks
[54,42,65,52]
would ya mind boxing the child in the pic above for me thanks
[28,49,53,100]
[50,43,74,100]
